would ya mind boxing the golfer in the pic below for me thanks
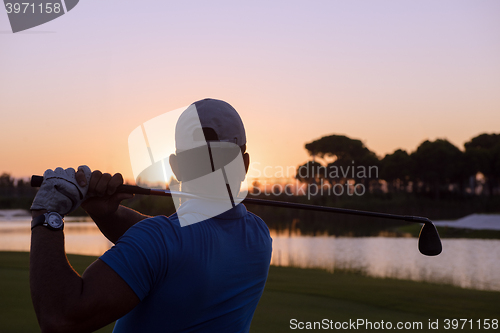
[30,99,273,332]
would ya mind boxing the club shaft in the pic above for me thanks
[31,175,431,224]
[243,197,430,224]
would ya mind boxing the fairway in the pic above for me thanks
[1,252,499,332]
[0,252,115,333]
[254,267,500,332]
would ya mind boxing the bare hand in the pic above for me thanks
[76,168,134,218]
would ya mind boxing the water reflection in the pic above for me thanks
[270,231,500,291]
[0,220,112,256]
[1,221,499,291]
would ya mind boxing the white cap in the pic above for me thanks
[175,98,246,151]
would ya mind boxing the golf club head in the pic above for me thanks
[418,222,442,256]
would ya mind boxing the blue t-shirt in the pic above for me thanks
[100,203,272,333]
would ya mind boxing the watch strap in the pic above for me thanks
[31,213,64,231]
[31,214,46,230]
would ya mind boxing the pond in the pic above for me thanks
[1,219,499,291]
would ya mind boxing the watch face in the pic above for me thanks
[46,212,63,228]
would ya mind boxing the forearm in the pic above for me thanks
[30,219,137,333]
[29,168,141,332]
[30,222,84,332]
[89,205,150,244]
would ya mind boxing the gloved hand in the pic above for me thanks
[30,166,92,215]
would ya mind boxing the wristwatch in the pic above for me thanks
[31,212,64,231]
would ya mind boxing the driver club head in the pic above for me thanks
[418,222,442,256]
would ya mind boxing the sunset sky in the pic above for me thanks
[1,0,499,184]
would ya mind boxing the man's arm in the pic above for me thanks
[76,169,151,243]
[30,210,140,333]
[30,168,149,332]
[89,205,149,244]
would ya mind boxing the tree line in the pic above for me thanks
[1,132,499,210]
[296,133,500,199]
[0,174,37,209]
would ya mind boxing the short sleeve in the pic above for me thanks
[99,218,169,300]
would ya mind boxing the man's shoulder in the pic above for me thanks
[134,214,180,228]
[119,215,181,242]
[123,208,269,240]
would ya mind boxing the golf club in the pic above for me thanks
[30,175,442,256]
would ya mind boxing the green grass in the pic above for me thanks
[253,267,500,332]
[0,252,114,333]
[1,252,499,332]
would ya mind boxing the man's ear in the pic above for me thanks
[243,153,250,175]
[169,154,181,181]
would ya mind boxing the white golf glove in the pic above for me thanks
[31,166,92,215]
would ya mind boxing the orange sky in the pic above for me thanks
[1,1,499,183]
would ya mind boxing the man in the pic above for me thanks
[30,99,273,332]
